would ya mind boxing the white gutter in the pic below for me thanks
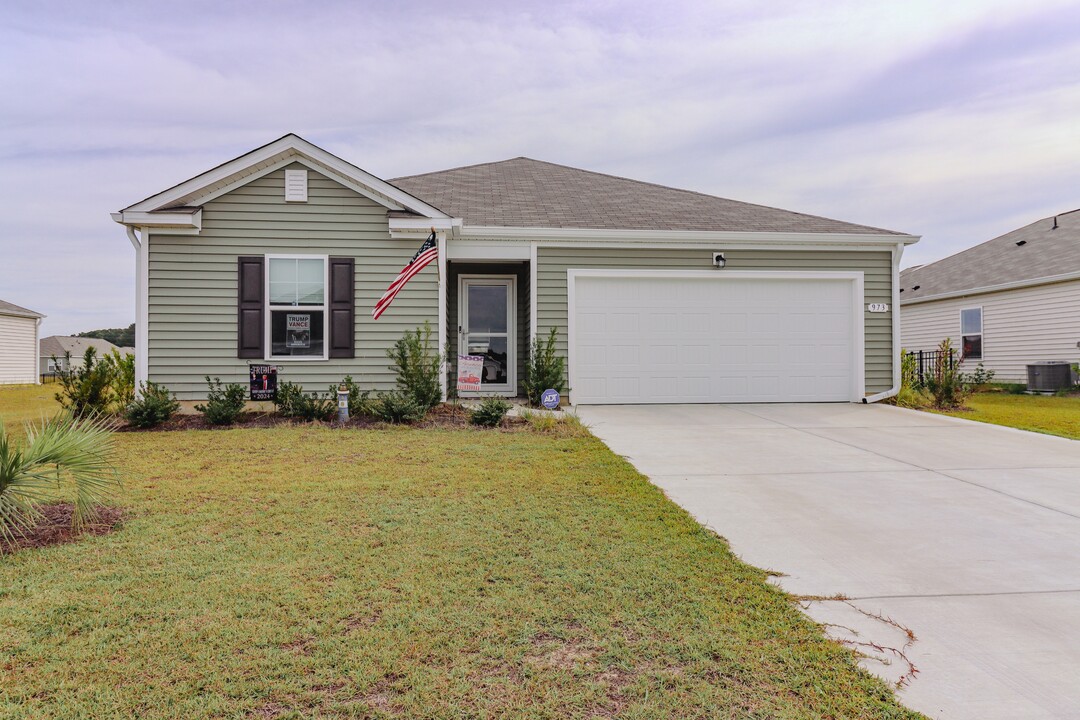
[863,240,906,403]
[123,225,149,390]
[460,225,921,246]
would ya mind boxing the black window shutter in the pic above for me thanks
[328,256,355,358]
[237,256,264,359]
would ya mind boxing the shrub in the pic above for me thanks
[961,363,996,390]
[523,328,566,407]
[924,338,969,409]
[125,382,180,428]
[0,414,120,541]
[469,396,512,427]
[371,390,426,424]
[101,350,136,413]
[55,348,114,417]
[194,376,247,425]
[335,376,373,417]
[388,323,442,411]
[891,349,931,409]
[519,409,558,433]
[273,381,336,421]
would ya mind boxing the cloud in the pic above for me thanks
[1,0,1078,334]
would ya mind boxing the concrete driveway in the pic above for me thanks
[576,403,1080,720]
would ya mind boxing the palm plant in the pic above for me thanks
[0,415,121,543]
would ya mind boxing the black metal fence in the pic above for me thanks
[904,349,957,387]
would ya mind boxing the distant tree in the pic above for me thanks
[77,323,135,348]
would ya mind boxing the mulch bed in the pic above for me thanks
[1,503,124,555]
[118,403,531,432]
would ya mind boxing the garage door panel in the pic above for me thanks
[571,274,858,404]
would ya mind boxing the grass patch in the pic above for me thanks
[0,384,920,718]
[0,384,61,433]
[935,392,1080,440]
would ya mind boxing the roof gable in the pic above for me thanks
[120,134,449,219]
[391,157,908,235]
[0,299,44,319]
[900,209,1080,302]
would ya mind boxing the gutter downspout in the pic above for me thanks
[124,225,149,392]
[863,240,906,403]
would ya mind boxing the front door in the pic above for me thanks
[459,276,516,395]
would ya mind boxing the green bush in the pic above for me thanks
[371,390,427,424]
[388,323,442,411]
[194,376,248,425]
[335,375,373,417]
[925,338,969,409]
[101,350,136,413]
[273,381,336,421]
[1,414,120,541]
[523,328,566,407]
[55,348,114,417]
[891,349,931,408]
[961,363,996,390]
[125,382,180,428]
[469,396,512,427]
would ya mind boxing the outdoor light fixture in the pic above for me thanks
[712,252,727,268]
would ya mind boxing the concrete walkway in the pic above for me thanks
[575,403,1080,720]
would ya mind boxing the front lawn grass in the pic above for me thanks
[0,382,61,433]
[937,391,1080,440]
[0,423,919,718]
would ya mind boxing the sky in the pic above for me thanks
[2,0,1079,335]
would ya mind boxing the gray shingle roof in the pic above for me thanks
[0,299,43,319]
[900,209,1080,303]
[390,157,907,235]
[39,336,125,359]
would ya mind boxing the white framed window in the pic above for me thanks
[265,255,328,360]
[960,307,983,360]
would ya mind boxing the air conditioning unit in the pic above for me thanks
[1026,361,1073,393]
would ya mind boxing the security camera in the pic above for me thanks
[712,252,726,268]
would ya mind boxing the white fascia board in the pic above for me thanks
[445,239,531,260]
[112,209,202,230]
[122,134,450,219]
[900,270,1080,306]
[388,216,463,237]
[461,225,920,246]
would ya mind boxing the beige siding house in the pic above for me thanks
[0,300,44,385]
[900,210,1080,383]
[113,134,918,403]
[40,336,129,374]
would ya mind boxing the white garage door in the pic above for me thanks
[569,271,862,404]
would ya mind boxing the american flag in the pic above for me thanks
[372,231,438,320]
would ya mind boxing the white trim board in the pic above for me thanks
[566,269,866,404]
[463,225,918,246]
[120,134,450,219]
[457,274,518,397]
[263,254,330,363]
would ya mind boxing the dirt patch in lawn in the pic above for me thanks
[0,503,123,554]
[119,403,530,432]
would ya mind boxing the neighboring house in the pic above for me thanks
[900,209,1080,382]
[0,300,45,385]
[111,134,918,404]
[40,336,130,374]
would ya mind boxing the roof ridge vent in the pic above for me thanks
[1052,215,1058,229]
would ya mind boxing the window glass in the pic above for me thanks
[269,258,325,306]
[270,310,324,357]
[961,308,982,335]
[962,335,982,360]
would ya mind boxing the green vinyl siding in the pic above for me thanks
[535,247,895,397]
[147,163,437,400]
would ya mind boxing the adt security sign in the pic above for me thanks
[541,389,561,410]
